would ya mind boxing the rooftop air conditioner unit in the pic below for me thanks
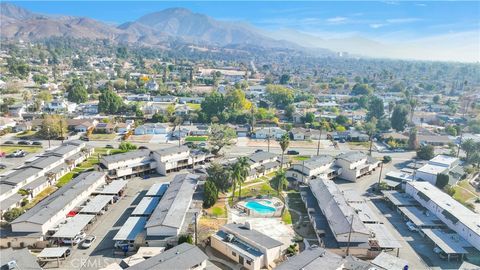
[7,260,17,270]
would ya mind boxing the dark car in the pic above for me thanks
[3,141,14,145]
[32,141,42,146]
[80,136,90,141]
[105,144,114,149]
[0,164,7,169]
[18,141,31,145]
[287,150,299,155]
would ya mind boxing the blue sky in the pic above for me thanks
[11,1,479,39]
[9,1,480,62]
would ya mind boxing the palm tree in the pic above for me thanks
[409,98,418,123]
[364,117,377,156]
[233,157,250,200]
[274,169,288,196]
[461,138,476,161]
[279,133,290,169]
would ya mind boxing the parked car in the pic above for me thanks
[406,221,419,232]
[3,141,14,145]
[62,232,86,245]
[80,136,89,141]
[17,141,32,145]
[32,141,42,145]
[6,149,27,158]
[81,235,96,249]
[287,150,299,155]
[0,164,6,169]
[105,144,114,149]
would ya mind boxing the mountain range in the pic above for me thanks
[0,3,304,51]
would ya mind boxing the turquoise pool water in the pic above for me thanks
[245,201,276,214]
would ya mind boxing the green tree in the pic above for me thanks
[461,139,476,161]
[391,105,409,132]
[377,117,391,131]
[37,90,53,103]
[351,83,372,96]
[232,157,250,200]
[203,180,218,208]
[445,126,457,136]
[2,208,23,222]
[32,74,48,85]
[67,79,88,104]
[119,142,137,151]
[367,96,385,121]
[206,162,232,192]
[126,80,138,90]
[303,112,315,124]
[364,117,377,156]
[114,79,126,90]
[178,234,193,245]
[37,114,67,139]
[265,85,294,109]
[7,56,30,79]
[435,173,450,189]
[280,74,291,85]
[273,169,288,196]
[417,145,435,160]
[152,112,168,123]
[285,104,295,120]
[98,89,124,114]
[279,133,290,170]
[209,124,236,155]
[201,91,227,120]
[433,95,440,104]
[335,115,349,126]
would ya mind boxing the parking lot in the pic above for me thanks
[42,173,184,270]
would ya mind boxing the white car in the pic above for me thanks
[62,232,86,245]
[406,221,419,232]
[81,235,96,249]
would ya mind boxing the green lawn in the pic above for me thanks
[452,180,479,204]
[88,133,117,141]
[211,206,226,217]
[347,141,370,149]
[15,130,37,138]
[282,209,292,224]
[185,136,208,142]
[0,145,42,154]
[186,103,201,110]
[24,186,57,210]
[292,155,310,161]
[56,172,76,188]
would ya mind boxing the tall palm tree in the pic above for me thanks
[279,133,290,169]
[233,157,250,200]
[364,117,377,156]
[274,169,287,196]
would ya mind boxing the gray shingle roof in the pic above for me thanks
[0,167,42,186]
[101,149,151,165]
[275,247,343,270]
[248,151,278,163]
[1,248,42,270]
[127,243,208,270]
[302,155,334,169]
[223,223,283,249]
[145,174,197,230]
[26,155,63,169]
[336,151,367,163]
[11,171,105,227]
[45,144,79,157]
[153,145,190,156]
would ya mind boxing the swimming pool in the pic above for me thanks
[245,201,276,214]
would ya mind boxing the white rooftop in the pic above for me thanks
[37,247,70,258]
[113,217,147,241]
[52,214,95,238]
[417,164,447,175]
[430,155,458,167]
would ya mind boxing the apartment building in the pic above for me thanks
[286,155,341,183]
[335,152,381,182]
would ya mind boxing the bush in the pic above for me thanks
[417,145,434,160]
[3,208,23,222]
[436,173,449,189]
[178,234,193,245]
[383,156,392,163]
[118,142,137,151]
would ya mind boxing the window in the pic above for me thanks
[247,260,252,265]
[232,251,236,257]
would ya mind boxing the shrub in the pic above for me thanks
[3,208,23,222]
[383,156,392,163]
[178,234,193,245]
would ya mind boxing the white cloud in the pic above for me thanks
[370,23,386,29]
[326,16,348,24]
[386,18,421,24]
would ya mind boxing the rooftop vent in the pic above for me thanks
[7,260,17,270]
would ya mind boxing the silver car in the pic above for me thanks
[81,235,96,249]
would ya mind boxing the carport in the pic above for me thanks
[131,197,160,216]
[79,195,113,215]
[382,191,419,208]
[93,180,128,196]
[366,223,402,252]
[37,247,70,268]
[52,214,95,246]
[145,183,169,197]
[398,206,444,229]
[422,229,469,261]
[113,217,147,244]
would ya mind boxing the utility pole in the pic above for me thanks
[301,160,305,184]
[412,158,418,181]
[194,212,198,245]
[316,126,322,156]
[178,123,181,147]
[59,119,64,143]
[346,215,354,256]
[47,127,51,149]
[267,127,271,152]
[377,162,384,191]
[457,129,463,157]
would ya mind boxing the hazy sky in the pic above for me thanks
[11,1,480,62]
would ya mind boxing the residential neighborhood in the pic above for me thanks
[1,1,480,270]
